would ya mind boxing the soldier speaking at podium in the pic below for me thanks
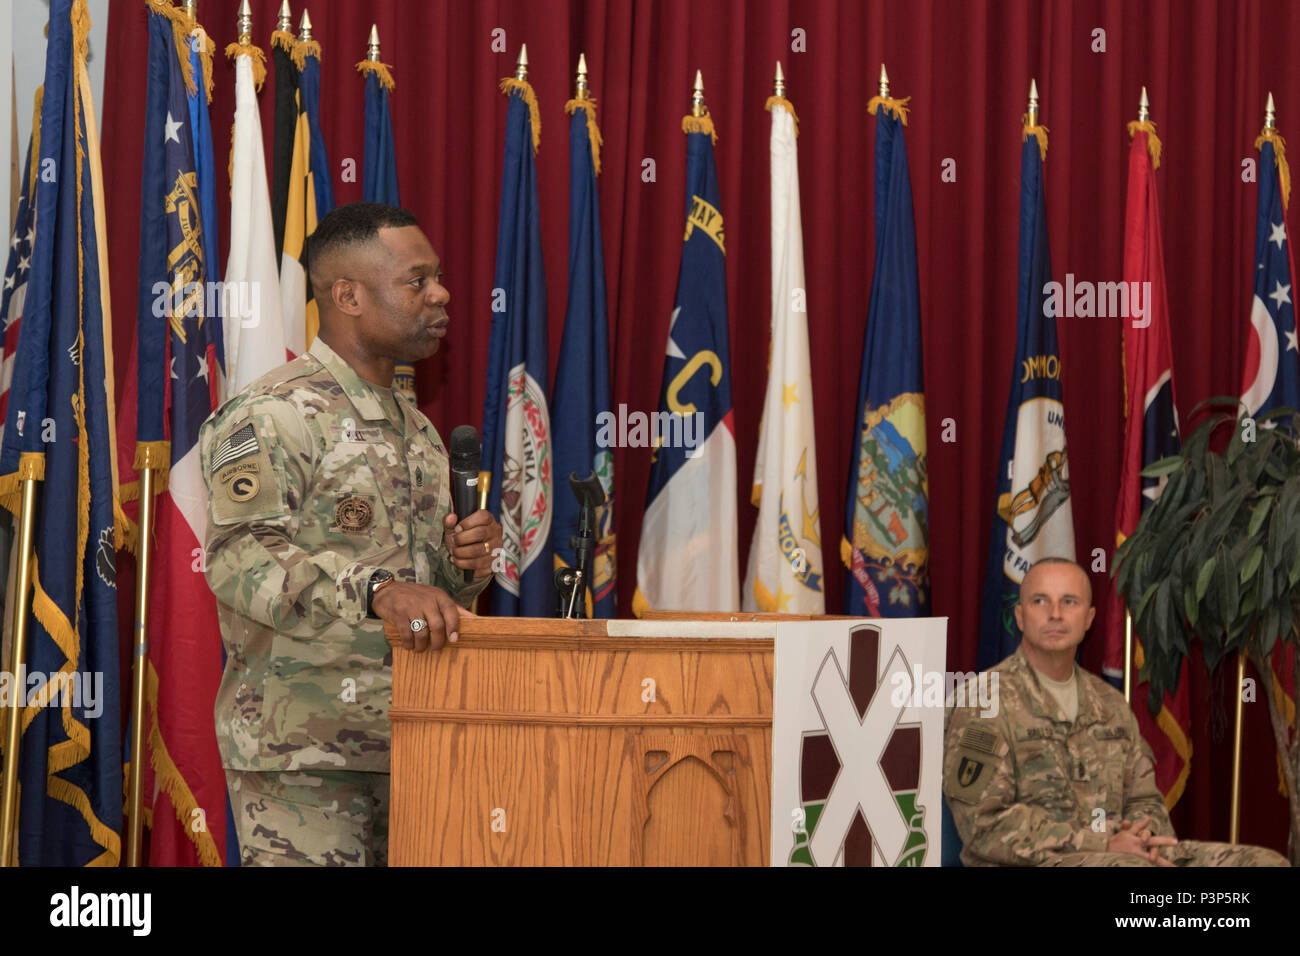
[199,203,501,866]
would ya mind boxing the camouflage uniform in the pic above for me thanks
[200,336,488,866]
[944,646,1289,867]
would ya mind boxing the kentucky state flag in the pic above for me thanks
[552,95,616,616]
[842,93,928,617]
[634,107,739,614]
[977,118,1076,671]
[0,0,122,866]
[481,76,553,616]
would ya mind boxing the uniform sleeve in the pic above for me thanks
[944,699,1110,865]
[431,530,492,608]
[1119,706,1176,837]
[200,396,377,631]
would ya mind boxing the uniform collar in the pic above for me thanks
[309,336,390,422]
[1010,645,1106,728]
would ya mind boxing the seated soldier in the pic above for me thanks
[944,557,1289,867]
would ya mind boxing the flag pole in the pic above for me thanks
[0,468,41,867]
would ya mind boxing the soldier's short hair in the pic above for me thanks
[1022,556,1092,604]
[305,201,420,292]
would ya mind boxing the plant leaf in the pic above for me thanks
[1140,455,1186,479]
[1240,544,1264,585]
[1196,555,1217,602]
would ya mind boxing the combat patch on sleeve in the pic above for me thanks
[210,418,287,525]
[946,723,1001,805]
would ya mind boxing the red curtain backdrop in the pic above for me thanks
[98,0,1299,853]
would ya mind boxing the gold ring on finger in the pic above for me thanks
[483,540,490,554]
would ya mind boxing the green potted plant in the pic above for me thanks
[1114,401,1300,863]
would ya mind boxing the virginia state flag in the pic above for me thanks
[553,93,616,616]
[0,0,123,866]
[842,92,928,617]
[1104,117,1192,807]
[357,54,416,403]
[114,0,227,866]
[978,113,1076,670]
[481,74,553,616]
[744,92,823,614]
[634,102,739,614]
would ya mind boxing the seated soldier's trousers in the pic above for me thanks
[225,770,390,867]
[1042,840,1289,867]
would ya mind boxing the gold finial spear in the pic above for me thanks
[691,69,706,117]
[1137,86,1149,123]
[1027,77,1040,125]
[277,0,292,33]
[773,60,785,97]
[298,9,312,42]
[183,0,196,19]
[367,24,380,61]
[879,63,889,99]
[575,52,589,100]
[1266,91,1277,130]
[515,44,529,82]
[237,0,252,44]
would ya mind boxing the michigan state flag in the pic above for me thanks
[553,93,616,616]
[0,0,122,866]
[481,74,553,616]
[978,114,1076,670]
[634,102,739,614]
[842,92,928,617]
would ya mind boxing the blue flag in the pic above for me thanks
[634,115,739,614]
[977,128,1076,670]
[553,100,616,617]
[300,46,335,218]
[1240,136,1300,416]
[0,0,122,866]
[843,98,929,617]
[185,18,223,375]
[481,80,553,616]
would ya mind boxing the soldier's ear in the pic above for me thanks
[333,277,363,316]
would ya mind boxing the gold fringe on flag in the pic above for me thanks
[190,27,215,104]
[225,40,268,92]
[145,0,198,98]
[356,59,396,92]
[0,453,46,517]
[681,112,716,146]
[565,97,603,175]
[500,77,541,152]
[271,29,295,56]
[28,86,43,198]
[764,94,800,137]
[1022,116,1049,162]
[1255,127,1291,211]
[867,94,910,126]
[1127,119,1163,170]
[291,38,322,72]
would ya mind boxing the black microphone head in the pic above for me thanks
[450,425,481,472]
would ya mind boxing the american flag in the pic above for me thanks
[0,138,35,448]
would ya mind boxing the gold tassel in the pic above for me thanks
[564,97,603,175]
[764,95,800,137]
[500,78,541,152]
[1127,119,1163,170]
[271,29,296,56]
[1255,127,1291,211]
[681,112,717,146]
[225,40,268,92]
[1022,117,1049,162]
[867,94,911,126]
[291,38,322,73]
[28,86,43,199]
[356,59,396,93]
[145,0,197,98]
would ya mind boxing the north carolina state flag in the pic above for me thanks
[1105,118,1192,807]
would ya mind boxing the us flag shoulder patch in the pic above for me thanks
[211,422,260,473]
[960,726,997,755]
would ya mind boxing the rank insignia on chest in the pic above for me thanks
[334,494,375,533]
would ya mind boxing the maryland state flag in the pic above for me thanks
[0,0,123,866]
[978,91,1076,670]
[357,45,416,402]
[481,65,553,616]
[274,29,316,357]
[634,82,739,614]
[1239,103,1299,782]
[552,84,617,616]
[114,0,228,866]
[744,85,823,614]
[1105,108,1192,807]
[842,85,928,617]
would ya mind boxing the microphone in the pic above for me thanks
[449,425,482,584]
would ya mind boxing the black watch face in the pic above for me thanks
[370,571,393,593]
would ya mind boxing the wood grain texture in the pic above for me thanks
[389,618,774,865]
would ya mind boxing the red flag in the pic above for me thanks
[1105,117,1193,807]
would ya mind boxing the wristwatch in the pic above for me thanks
[366,569,396,619]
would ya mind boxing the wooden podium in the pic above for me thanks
[388,615,784,866]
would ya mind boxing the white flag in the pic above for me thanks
[743,100,824,613]
[225,52,286,398]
